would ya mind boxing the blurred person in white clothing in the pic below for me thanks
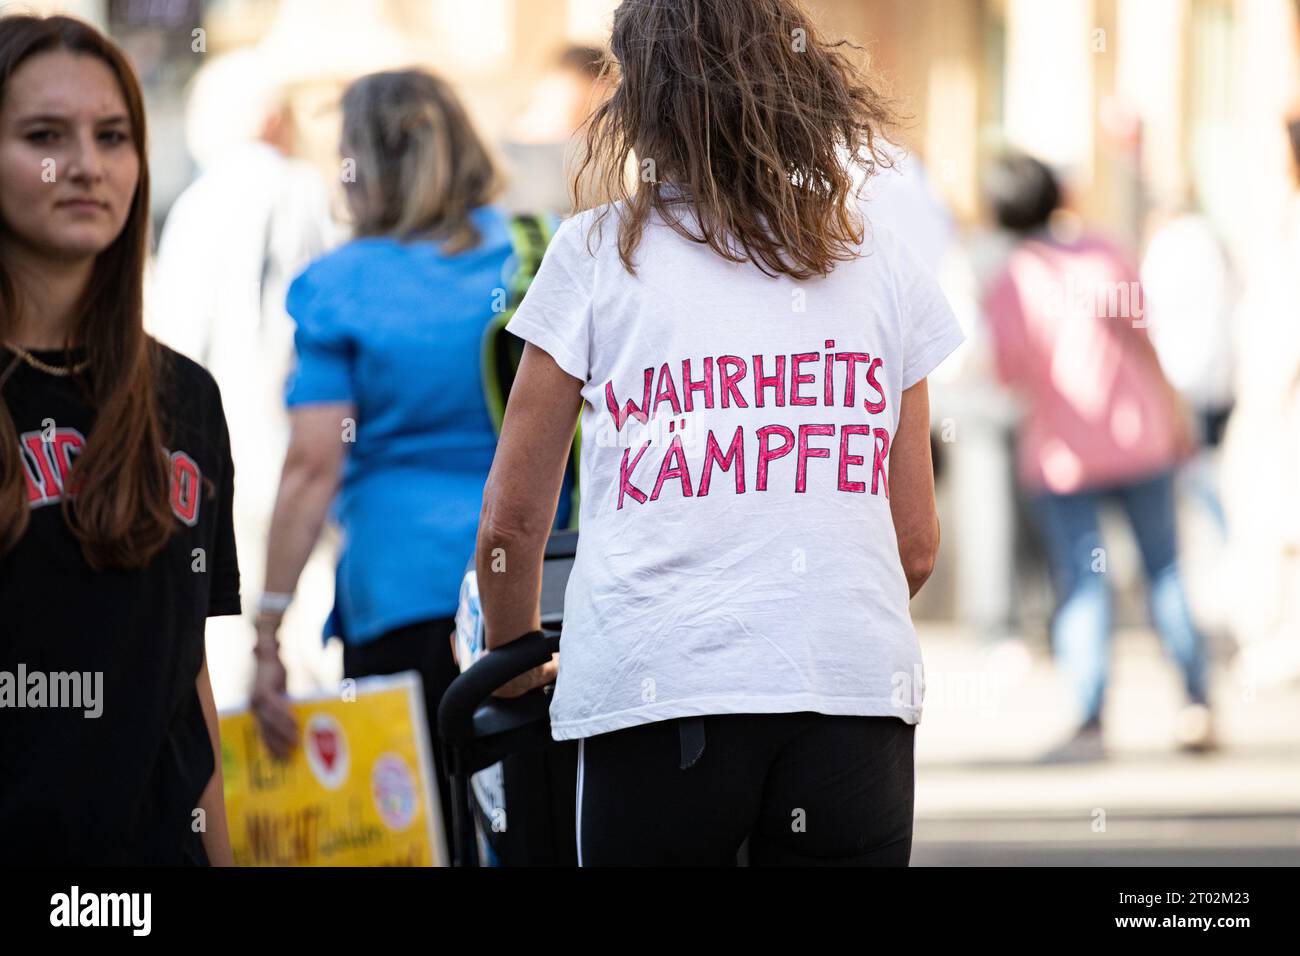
[1142,197,1236,452]
[1219,119,1300,689]
[1141,193,1237,641]
[148,49,340,708]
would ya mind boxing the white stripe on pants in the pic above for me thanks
[575,738,586,867]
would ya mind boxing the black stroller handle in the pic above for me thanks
[438,628,561,746]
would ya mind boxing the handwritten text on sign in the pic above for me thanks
[219,673,443,866]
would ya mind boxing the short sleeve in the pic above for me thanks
[284,265,356,406]
[891,231,966,390]
[208,386,241,618]
[504,215,593,382]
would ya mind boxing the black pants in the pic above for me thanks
[342,617,459,858]
[576,712,916,866]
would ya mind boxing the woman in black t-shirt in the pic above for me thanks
[0,14,239,865]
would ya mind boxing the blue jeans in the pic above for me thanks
[1031,470,1209,726]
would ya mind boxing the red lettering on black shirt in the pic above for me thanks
[17,426,202,525]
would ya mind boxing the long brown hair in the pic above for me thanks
[341,69,504,254]
[577,0,898,279]
[0,14,173,571]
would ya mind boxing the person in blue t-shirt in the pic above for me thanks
[247,68,544,853]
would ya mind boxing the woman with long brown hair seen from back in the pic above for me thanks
[477,0,964,866]
[0,14,238,864]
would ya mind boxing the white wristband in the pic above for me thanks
[257,591,294,616]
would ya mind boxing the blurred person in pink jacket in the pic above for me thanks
[982,153,1213,761]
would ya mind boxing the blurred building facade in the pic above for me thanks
[820,0,1299,262]
[12,0,1291,294]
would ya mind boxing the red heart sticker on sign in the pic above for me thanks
[313,728,338,771]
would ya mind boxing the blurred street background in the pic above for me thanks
[914,623,1300,864]
[8,0,1298,864]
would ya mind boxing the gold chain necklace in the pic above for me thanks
[2,341,90,377]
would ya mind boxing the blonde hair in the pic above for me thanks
[341,69,503,253]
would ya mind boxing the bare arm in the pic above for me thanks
[889,379,941,597]
[251,403,352,756]
[477,343,582,663]
[195,652,234,866]
[261,403,352,600]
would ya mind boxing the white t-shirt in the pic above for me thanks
[506,198,965,741]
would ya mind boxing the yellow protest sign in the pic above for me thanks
[219,672,445,866]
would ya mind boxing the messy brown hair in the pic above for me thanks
[0,14,174,570]
[576,0,898,279]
